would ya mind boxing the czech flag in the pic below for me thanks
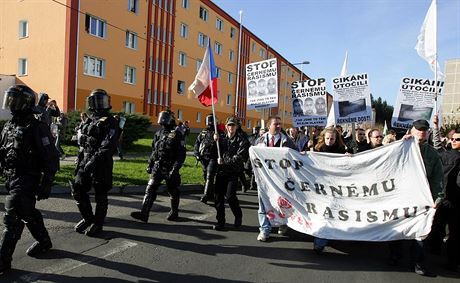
[188,40,218,107]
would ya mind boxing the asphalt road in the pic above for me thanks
[0,190,458,283]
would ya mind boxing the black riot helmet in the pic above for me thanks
[158,109,176,127]
[37,92,49,107]
[87,89,111,113]
[2,85,37,115]
[205,114,217,127]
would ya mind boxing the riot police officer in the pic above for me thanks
[131,110,186,223]
[212,116,250,231]
[194,114,219,204]
[71,89,119,237]
[0,85,59,273]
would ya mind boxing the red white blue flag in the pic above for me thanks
[188,40,218,107]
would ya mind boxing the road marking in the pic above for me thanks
[19,240,138,282]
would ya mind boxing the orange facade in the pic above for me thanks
[0,0,307,130]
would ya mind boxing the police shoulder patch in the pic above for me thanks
[99,117,108,122]
[42,136,50,146]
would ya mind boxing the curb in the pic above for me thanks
[0,184,204,196]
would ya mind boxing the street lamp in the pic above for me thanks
[281,61,310,124]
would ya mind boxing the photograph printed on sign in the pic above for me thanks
[246,58,278,110]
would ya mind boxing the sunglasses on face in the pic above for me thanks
[451,138,460,142]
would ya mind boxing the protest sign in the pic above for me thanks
[332,73,372,125]
[391,77,444,129]
[291,78,327,127]
[246,58,278,110]
[250,139,435,241]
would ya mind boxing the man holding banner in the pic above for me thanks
[255,116,296,241]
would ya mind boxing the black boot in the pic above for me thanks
[85,224,103,237]
[166,198,179,221]
[25,214,52,257]
[0,215,25,272]
[200,178,214,204]
[131,191,157,223]
[75,201,94,233]
[86,193,108,237]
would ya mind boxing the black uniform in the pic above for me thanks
[131,110,186,223]
[213,122,249,230]
[0,85,59,273]
[194,125,218,203]
[71,89,119,237]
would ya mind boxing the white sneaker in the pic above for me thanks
[257,231,269,242]
[278,225,288,235]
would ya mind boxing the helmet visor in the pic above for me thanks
[3,89,29,111]
[88,94,111,111]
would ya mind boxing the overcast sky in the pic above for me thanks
[212,0,460,105]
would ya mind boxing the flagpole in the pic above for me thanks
[208,39,221,160]
[234,10,243,117]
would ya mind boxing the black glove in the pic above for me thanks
[442,199,453,209]
[37,182,52,201]
[146,166,152,174]
[84,158,95,173]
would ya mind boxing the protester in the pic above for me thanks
[311,127,347,254]
[368,129,384,149]
[55,112,68,160]
[212,116,249,231]
[247,126,261,191]
[35,94,60,127]
[428,115,460,271]
[388,119,443,277]
[0,85,59,273]
[346,127,371,153]
[255,116,297,241]
[288,127,307,152]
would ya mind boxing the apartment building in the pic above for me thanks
[441,58,460,125]
[0,0,307,130]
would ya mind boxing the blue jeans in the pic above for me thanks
[258,196,271,235]
[314,237,328,249]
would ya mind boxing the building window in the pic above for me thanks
[153,90,158,104]
[180,23,188,38]
[123,101,136,113]
[214,42,222,55]
[18,58,28,76]
[196,59,202,71]
[228,73,233,84]
[179,52,186,66]
[216,18,223,31]
[216,67,220,78]
[125,31,138,49]
[83,55,105,78]
[159,92,163,105]
[165,92,169,106]
[230,27,236,39]
[19,20,28,38]
[226,94,232,105]
[149,56,153,71]
[177,109,183,120]
[252,42,256,53]
[198,33,208,47]
[229,50,234,61]
[177,80,185,94]
[128,0,138,13]
[260,48,266,58]
[147,89,152,104]
[182,0,189,9]
[247,120,252,129]
[196,112,201,123]
[199,6,208,21]
[85,14,106,38]
[124,65,136,84]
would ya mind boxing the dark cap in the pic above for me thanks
[413,119,430,130]
[226,116,238,125]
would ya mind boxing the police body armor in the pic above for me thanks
[149,128,184,175]
[197,128,217,161]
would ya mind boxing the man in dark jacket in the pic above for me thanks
[212,116,250,231]
[0,85,59,273]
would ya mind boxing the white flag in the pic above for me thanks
[326,51,348,127]
[415,0,444,79]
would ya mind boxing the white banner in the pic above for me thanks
[291,78,328,127]
[391,77,444,129]
[246,58,278,110]
[250,139,436,241]
[332,73,372,125]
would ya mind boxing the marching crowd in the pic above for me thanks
[0,85,458,278]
